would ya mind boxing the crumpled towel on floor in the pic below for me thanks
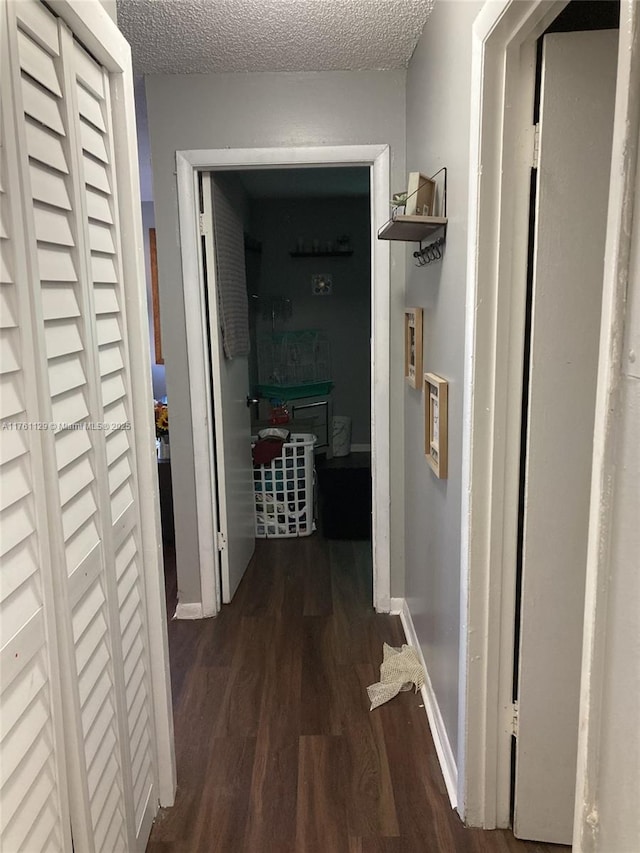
[367,643,425,710]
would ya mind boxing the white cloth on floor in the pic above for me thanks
[367,643,425,710]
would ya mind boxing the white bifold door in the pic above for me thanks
[513,29,618,845]
[0,2,171,851]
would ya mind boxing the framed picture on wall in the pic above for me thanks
[150,228,164,365]
[424,372,448,478]
[404,307,423,389]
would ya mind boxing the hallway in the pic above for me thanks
[147,537,570,852]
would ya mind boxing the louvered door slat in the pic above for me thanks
[0,204,8,240]
[0,457,32,513]
[55,427,91,471]
[34,204,75,245]
[82,155,110,194]
[30,165,73,215]
[17,30,62,96]
[0,328,21,373]
[21,75,65,134]
[42,281,81,320]
[14,0,59,56]
[85,187,113,224]
[37,244,77,281]
[25,120,69,173]
[81,120,109,164]
[77,84,106,132]
[0,552,41,646]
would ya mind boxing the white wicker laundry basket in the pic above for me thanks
[252,433,317,538]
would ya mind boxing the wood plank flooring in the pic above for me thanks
[148,536,570,853]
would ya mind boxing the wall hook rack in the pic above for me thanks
[414,236,445,266]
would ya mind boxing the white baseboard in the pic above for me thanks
[173,601,204,620]
[396,598,459,810]
[350,443,372,453]
[389,597,404,615]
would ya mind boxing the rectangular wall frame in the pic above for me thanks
[424,372,448,478]
[404,307,423,388]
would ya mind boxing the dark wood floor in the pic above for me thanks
[148,535,570,853]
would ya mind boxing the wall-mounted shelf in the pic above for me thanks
[289,250,353,258]
[378,167,448,266]
[377,215,447,243]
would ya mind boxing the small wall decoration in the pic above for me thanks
[405,172,436,216]
[424,372,448,478]
[404,308,423,389]
[312,273,333,296]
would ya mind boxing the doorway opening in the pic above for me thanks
[176,145,392,619]
[198,164,374,607]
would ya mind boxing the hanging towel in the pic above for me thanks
[367,643,425,710]
[211,179,250,358]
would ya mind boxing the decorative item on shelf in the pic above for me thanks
[424,373,448,479]
[405,172,436,216]
[391,191,408,212]
[404,308,423,389]
[155,399,170,460]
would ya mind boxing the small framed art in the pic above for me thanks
[404,307,423,389]
[424,372,448,478]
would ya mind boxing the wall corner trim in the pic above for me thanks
[174,601,205,620]
[398,598,459,810]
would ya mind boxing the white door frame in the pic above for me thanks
[459,0,633,830]
[45,0,176,808]
[176,145,391,617]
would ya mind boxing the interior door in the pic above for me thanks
[514,30,618,844]
[200,173,255,603]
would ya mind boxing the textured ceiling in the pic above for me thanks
[117,0,435,74]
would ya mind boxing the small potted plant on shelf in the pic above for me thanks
[155,400,169,459]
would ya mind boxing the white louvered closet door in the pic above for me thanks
[0,14,73,852]
[1,2,162,851]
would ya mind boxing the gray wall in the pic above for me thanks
[250,196,371,445]
[404,1,483,760]
[146,71,406,604]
